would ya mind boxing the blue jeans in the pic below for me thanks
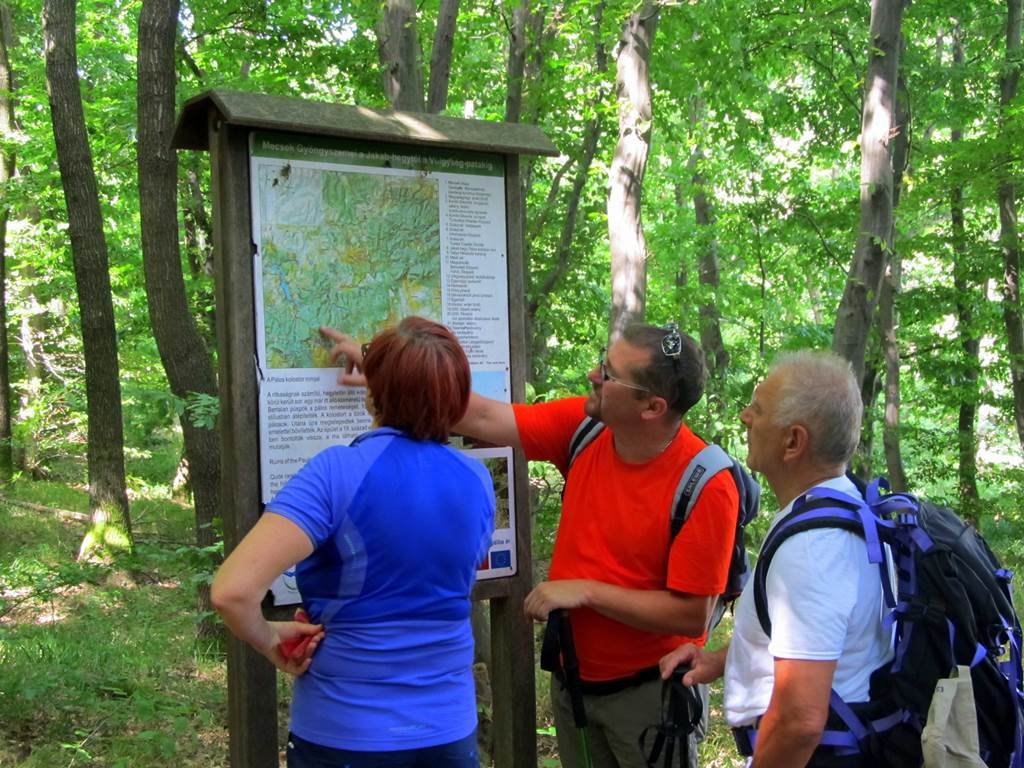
[286,730,479,768]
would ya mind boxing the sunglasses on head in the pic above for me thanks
[661,322,682,358]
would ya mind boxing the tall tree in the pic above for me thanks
[878,69,908,491]
[43,0,132,559]
[997,0,1024,453]
[608,1,658,340]
[378,0,424,110]
[16,285,43,474]
[426,0,459,113]
[505,0,530,125]
[0,1,15,481]
[688,95,729,439]
[950,22,981,521]
[832,0,906,382]
[138,0,221,632]
[377,0,461,114]
[527,115,602,380]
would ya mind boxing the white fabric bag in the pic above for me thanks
[921,665,987,768]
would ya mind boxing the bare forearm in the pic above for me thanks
[750,658,835,768]
[749,708,822,768]
[454,392,521,449]
[586,582,714,636]
[213,592,276,655]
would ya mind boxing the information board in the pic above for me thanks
[248,131,517,592]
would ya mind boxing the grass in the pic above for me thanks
[0,436,236,767]
[0,490,231,767]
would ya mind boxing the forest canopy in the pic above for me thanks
[0,0,1021,548]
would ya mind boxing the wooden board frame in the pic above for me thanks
[175,90,557,768]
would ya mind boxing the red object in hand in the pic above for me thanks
[280,608,314,659]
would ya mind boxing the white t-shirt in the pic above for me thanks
[724,475,895,727]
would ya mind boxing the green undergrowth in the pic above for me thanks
[0,465,231,766]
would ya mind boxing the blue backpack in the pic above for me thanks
[751,478,1024,768]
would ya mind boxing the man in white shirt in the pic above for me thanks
[659,350,893,768]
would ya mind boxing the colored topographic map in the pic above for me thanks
[258,163,442,369]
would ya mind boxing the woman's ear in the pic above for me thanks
[364,389,378,425]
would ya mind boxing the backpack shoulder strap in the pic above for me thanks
[752,496,866,637]
[566,417,605,469]
[669,443,734,539]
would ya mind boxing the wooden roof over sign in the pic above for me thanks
[172,89,559,157]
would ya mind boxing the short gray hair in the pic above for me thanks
[769,350,862,466]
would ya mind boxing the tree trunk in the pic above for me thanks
[0,1,15,481]
[950,23,981,522]
[16,271,44,475]
[138,0,222,635]
[43,0,132,560]
[832,0,905,382]
[997,0,1024,453]
[505,0,529,124]
[517,4,552,203]
[378,0,424,111]
[879,69,908,491]
[182,156,213,280]
[180,155,216,344]
[688,96,729,440]
[608,2,658,341]
[853,360,882,478]
[426,0,458,113]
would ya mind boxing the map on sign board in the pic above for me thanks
[259,168,444,369]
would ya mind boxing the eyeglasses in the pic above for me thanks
[599,348,651,393]
[361,342,371,360]
[662,322,682,358]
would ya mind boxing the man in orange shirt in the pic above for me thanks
[324,321,740,768]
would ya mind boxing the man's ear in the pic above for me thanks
[782,423,810,462]
[641,394,670,421]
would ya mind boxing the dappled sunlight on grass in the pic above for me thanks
[32,606,70,625]
[1,478,89,512]
[0,488,230,767]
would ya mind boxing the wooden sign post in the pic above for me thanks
[172,89,556,768]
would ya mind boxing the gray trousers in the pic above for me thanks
[550,673,707,768]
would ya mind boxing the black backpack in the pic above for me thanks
[567,417,761,609]
[751,478,1024,768]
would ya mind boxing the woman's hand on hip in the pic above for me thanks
[266,618,325,676]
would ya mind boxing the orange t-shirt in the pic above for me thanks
[514,396,739,681]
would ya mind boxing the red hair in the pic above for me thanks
[362,317,471,442]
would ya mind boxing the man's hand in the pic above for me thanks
[319,326,367,386]
[524,580,593,621]
[659,642,727,686]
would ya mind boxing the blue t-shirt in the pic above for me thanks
[267,427,495,751]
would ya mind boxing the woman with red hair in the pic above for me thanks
[212,317,495,768]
